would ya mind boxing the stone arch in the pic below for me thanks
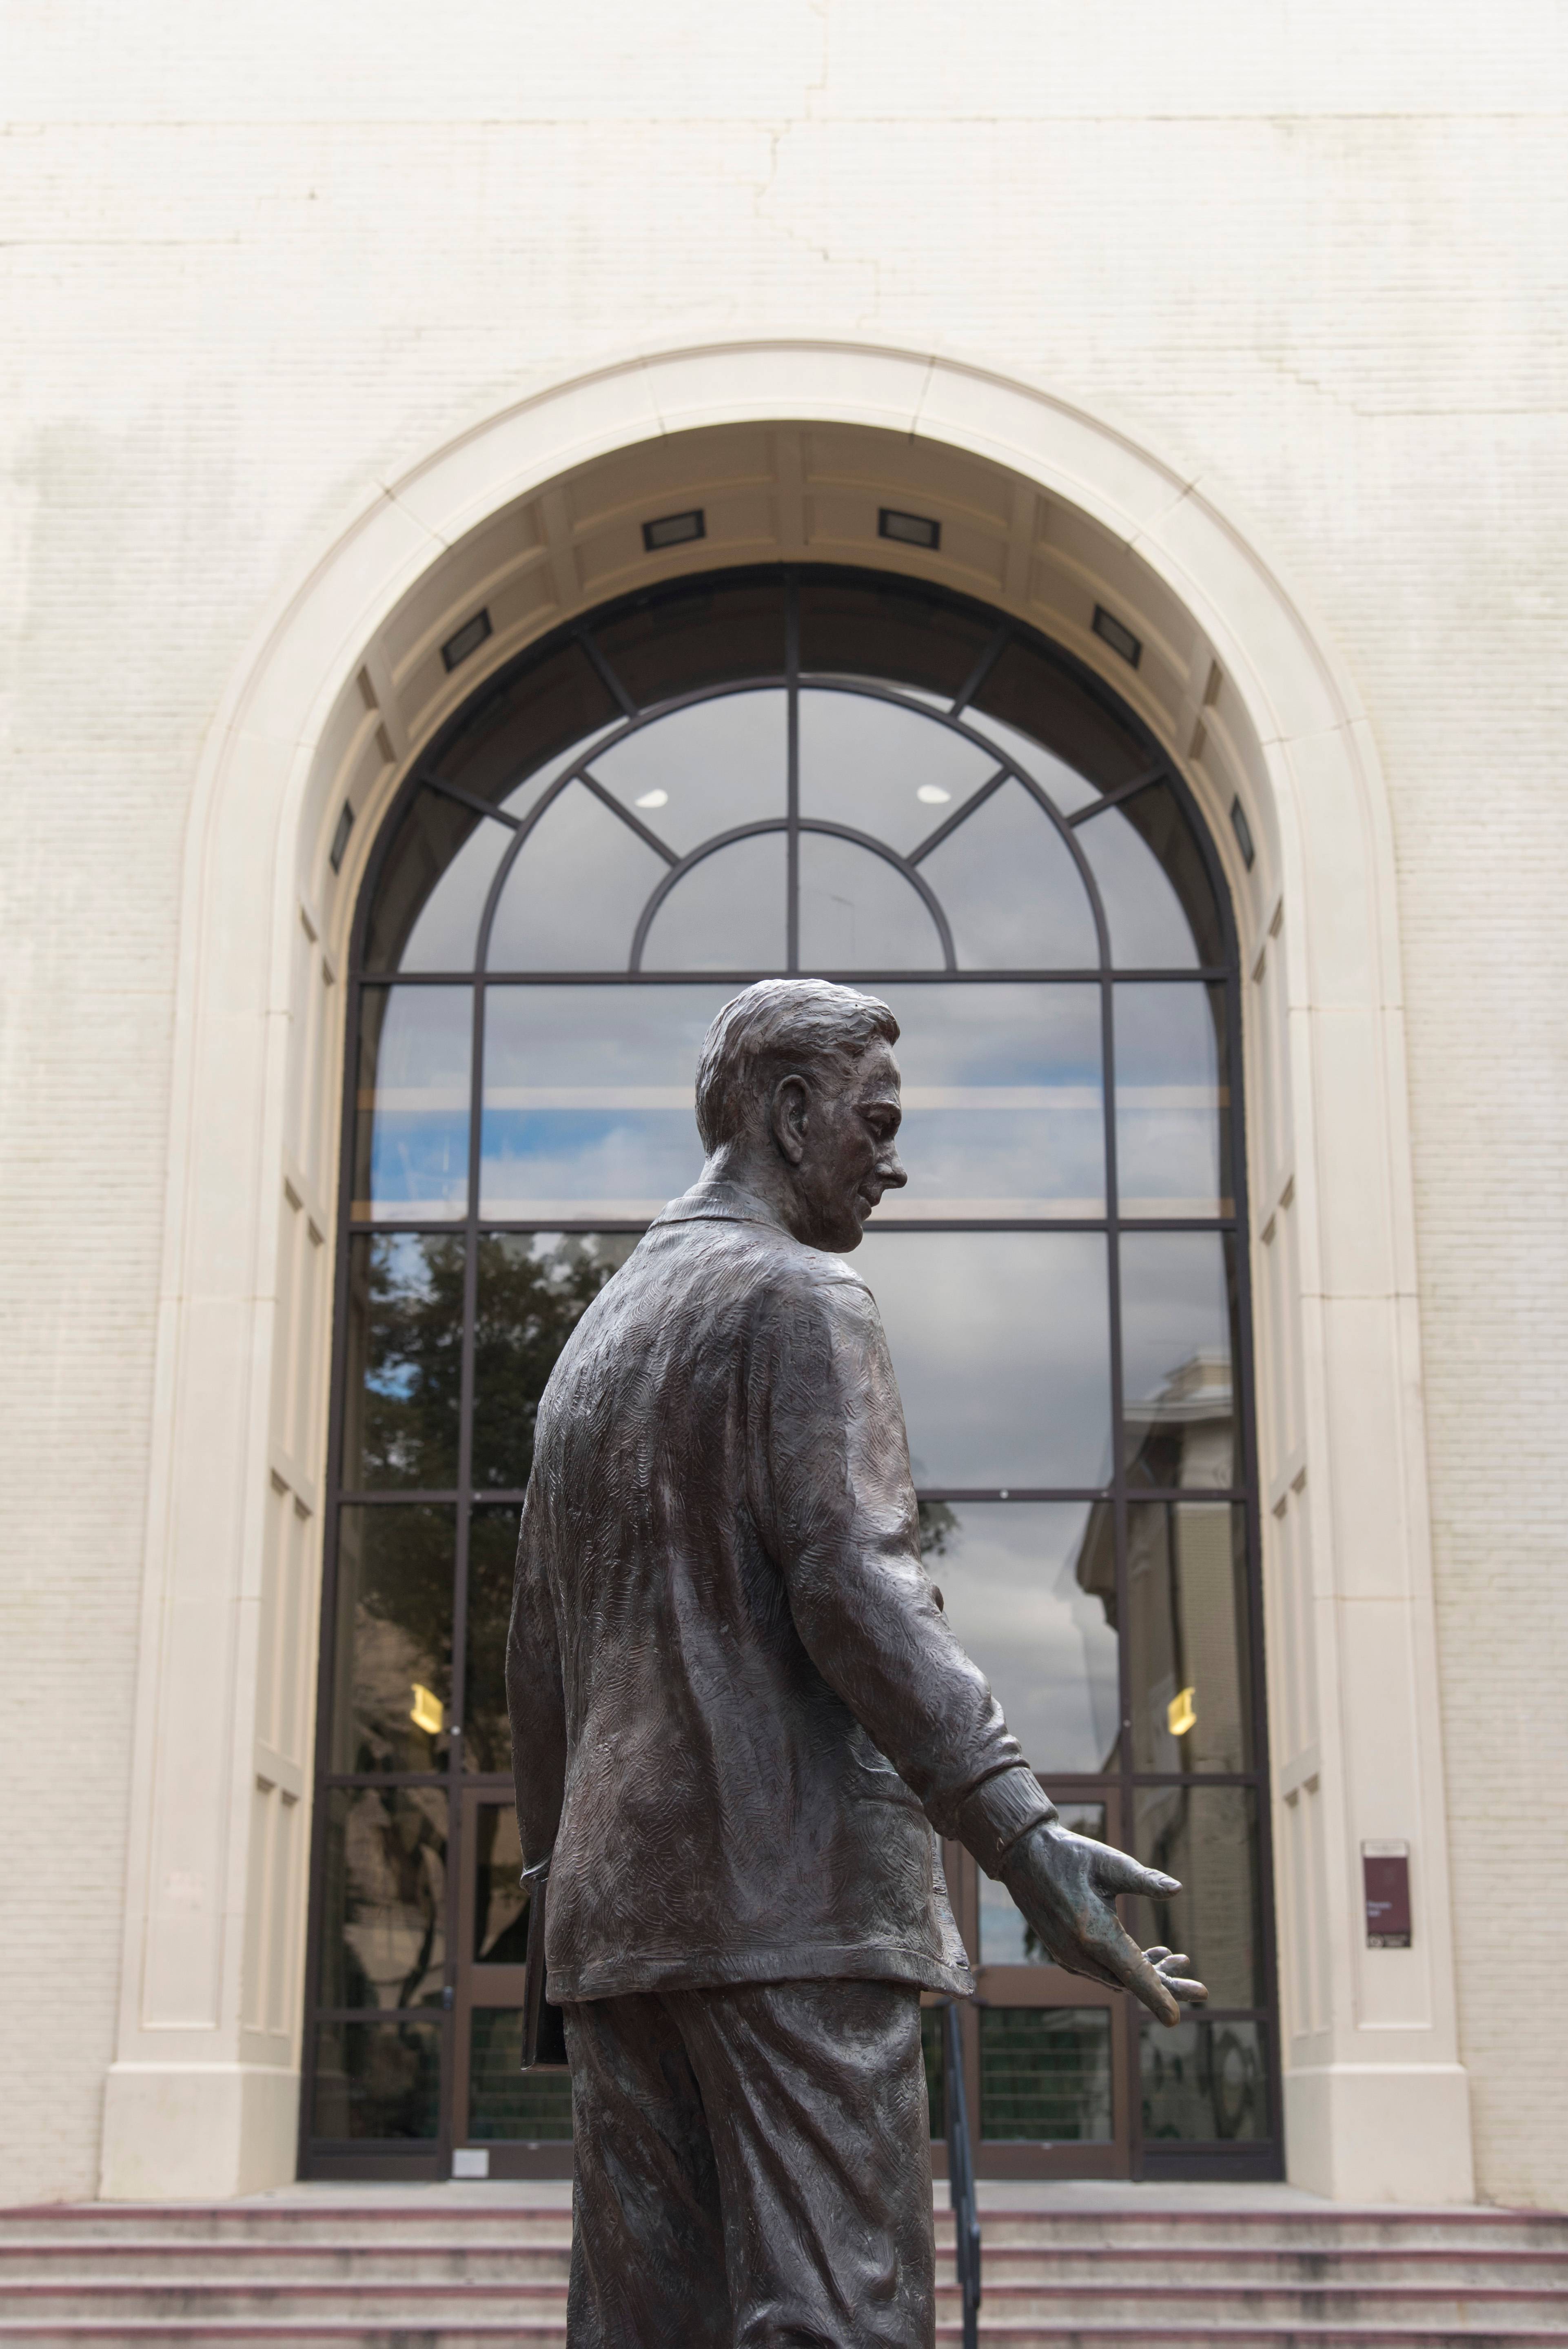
[103,342,1470,2203]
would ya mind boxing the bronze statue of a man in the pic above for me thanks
[508,979,1204,2348]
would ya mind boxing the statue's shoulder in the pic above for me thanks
[750,1233,880,1346]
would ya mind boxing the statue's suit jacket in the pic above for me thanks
[507,1180,1052,2003]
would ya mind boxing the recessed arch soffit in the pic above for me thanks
[312,420,1274,961]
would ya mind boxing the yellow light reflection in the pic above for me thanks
[410,1683,445,1736]
[1167,1686,1197,1738]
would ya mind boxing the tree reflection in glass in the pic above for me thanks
[330,1505,455,1772]
[317,1786,447,2010]
[470,1234,638,1490]
[464,1508,521,1776]
[342,1235,464,1492]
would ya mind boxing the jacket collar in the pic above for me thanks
[651,1179,789,1234]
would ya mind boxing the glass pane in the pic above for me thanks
[366,792,512,975]
[468,2008,574,2141]
[1116,983,1232,1216]
[798,574,994,699]
[1128,1503,1253,1774]
[978,1802,1107,1964]
[317,1786,447,2010]
[971,637,1151,795]
[1119,1233,1239,1488]
[1129,1785,1264,2009]
[588,690,787,853]
[481,983,731,1217]
[921,1504,1118,1774]
[1076,784,1222,969]
[639,832,787,972]
[313,2018,441,2142]
[979,2008,1113,2141]
[330,1506,455,1772]
[858,1231,1111,1488]
[920,2006,945,2139]
[797,832,946,970]
[961,708,1102,818]
[342,1235,464,1493]
[874,983,1103,1217]
[798,688,998,856]
[472,1803,530,1963]
[352,986,471,1222]
[918,780,1099,969]
[486,782,668,971]
[464,1507,520,1776]
[590,576,786,707]
[436,639,619,816]
[472,1234,639,1490]
[1141,2017,1269,2143]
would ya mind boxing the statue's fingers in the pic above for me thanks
[1092,1847,1180,1902]
[1146,1945,1206,2002]
[1096,1925,1181,2026]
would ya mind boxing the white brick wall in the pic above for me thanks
[2,0,1564,2202]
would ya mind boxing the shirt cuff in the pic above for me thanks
[953,1766,1058,1876]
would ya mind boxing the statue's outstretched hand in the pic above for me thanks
[999,1820,1210,2027]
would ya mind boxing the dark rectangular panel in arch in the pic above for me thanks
[307,563,1275,2185]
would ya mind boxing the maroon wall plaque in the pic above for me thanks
[1363,1841,1412,1948]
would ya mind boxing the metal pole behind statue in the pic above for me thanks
[943,2000,981,2349]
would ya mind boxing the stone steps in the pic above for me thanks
[4,2242,1564,2283]
[0,2198,1560,2349]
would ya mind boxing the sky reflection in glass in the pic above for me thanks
[354,986,472,1220]
[798,687,996,854]
[487,784,666,970]
[1118,1232,1238,1486]
[796,833,946,970]
[859,1230,1111,1487]
[1115,982,1230,1215]
[875,984,1103,1215]
[923,1502,1118,1773]
[588,690,788,854]
[640,832,788,972]
[919,780,1099,968]
[481,985,731,1218]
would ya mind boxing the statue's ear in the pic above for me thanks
[769,1072,810,1167]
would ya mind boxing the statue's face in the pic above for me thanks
[784,1037,907,1253]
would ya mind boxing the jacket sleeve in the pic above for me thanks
[751,1265,1056,1875]
[506,1483,568,1874]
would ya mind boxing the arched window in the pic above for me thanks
[305,569,1277,2182]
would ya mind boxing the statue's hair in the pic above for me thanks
[694,979,899,1153]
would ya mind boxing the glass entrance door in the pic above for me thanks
[450,1792,572,2170]
[938,1794,1131,2180]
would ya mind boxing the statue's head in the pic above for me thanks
[694,979,907,1252]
